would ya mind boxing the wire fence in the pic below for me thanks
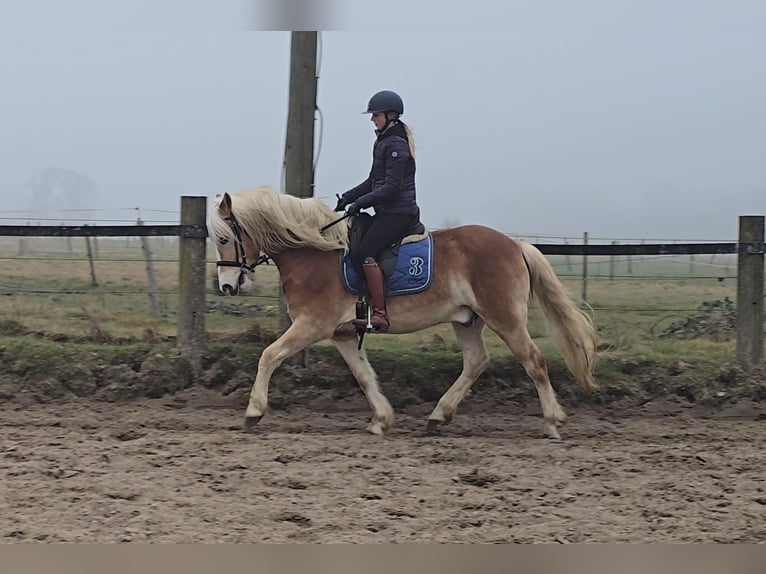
[0,232,749,347]
[2,205,762,374]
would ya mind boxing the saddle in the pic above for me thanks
[341,213,433,297]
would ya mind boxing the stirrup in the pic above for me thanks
[352,315,388,331]
[352,298,388,332]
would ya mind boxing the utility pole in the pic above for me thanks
[279,32,318,361]
[283,32,318,202]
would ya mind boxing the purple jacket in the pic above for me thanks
[342,122,419,216]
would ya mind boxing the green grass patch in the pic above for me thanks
[0,239,762,407]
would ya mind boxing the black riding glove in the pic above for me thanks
[334,194,350,212]
[346,202,362,216]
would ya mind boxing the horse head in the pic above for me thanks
[209,192,261,296]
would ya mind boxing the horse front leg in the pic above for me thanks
[332,334,395,435]
[244,320,323,430]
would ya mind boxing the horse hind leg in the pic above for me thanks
[427,319,490,432]
[488,311,567,439]
[332,334,395,435]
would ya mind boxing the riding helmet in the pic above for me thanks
[364,90,404,115]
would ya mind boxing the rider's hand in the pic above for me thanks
[346,202,362,216]
[334,194,349,212]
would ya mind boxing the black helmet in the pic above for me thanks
[364,90,404,115]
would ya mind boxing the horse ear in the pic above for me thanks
[219,192,233,216]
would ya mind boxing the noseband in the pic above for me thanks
[216,214,270,285]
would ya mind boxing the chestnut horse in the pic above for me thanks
[208,186,598,438]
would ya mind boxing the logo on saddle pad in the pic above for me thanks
[341,235,434,296]
[409,256,424,277]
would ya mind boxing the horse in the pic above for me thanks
[207,186,598,439]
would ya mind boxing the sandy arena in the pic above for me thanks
[1,390,765,543]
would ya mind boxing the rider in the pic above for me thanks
[335,90,421,332]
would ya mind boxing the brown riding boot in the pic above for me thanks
[353,258,390,332]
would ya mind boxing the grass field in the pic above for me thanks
[0,235,751,366]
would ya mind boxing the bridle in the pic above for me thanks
[215,213,270,286]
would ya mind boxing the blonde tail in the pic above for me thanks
[520,241,598,392]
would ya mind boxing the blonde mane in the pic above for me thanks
[208,186,349,255]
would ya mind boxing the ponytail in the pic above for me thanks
[400,121,416,159]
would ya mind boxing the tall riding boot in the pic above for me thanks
[352,257,390,332]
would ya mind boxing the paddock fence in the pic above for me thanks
[0,197,763,371]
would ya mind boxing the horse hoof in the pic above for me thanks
[367,421,385,436]
[544,424,561,440]
[243,416,262,431]
[426,419,442,434]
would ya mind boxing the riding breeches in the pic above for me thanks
[350,212,420,270]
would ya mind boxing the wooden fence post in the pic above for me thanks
[736,215,764,370]
[84,224,98,287]
[138,218,161,318]
[177,196,207,374]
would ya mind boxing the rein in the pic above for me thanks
[320,212,350,233]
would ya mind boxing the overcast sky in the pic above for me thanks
[1,0,764,240]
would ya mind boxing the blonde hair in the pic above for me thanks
[385,112,416,159]
[403,123,416,159]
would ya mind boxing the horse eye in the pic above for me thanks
[218,237,229,245]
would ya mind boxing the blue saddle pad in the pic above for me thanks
[341,235,434,296]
